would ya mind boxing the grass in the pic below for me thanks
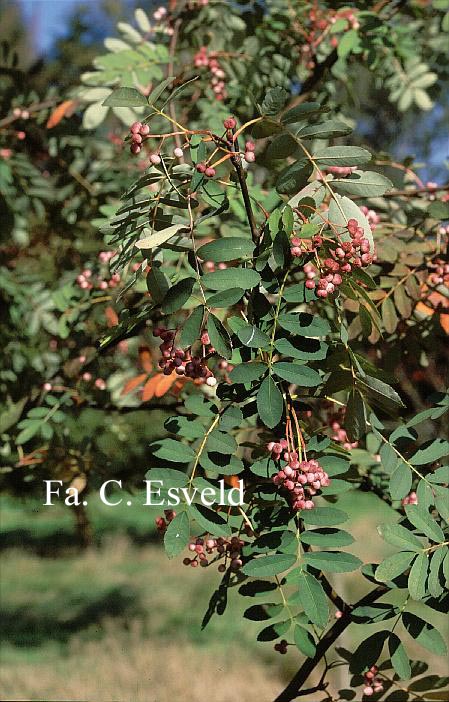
[1,491,447,701]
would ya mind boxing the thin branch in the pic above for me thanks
[272,585,386,702]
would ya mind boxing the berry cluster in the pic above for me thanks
[360,205,380,231]
[153,327,217,386]
[129,121,150,156]
[300,218,374,299]
[402,491,418,506]
[12,106,30,120]
[155,509,177,534]
[269,442,330,511]
[363,666,384,697]
[193,47,227,101]
[300,8,360,70]
[81,373,106,390]
[183,535,244,570]
[327,407,358,451]
[76,252,121,291]
[427,258,449,288]
[203,260,228,272]
[274,639,288,655]
[196,162,216,178]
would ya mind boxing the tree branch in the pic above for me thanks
[272,584,386,702]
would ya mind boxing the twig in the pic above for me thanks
[272,585,386,702]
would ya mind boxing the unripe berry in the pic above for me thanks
[173,147,184,158]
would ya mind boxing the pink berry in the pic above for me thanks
[43,382,52,392]
[244,151,255,163]
[131,143,141,155]
[205,166,216,177]
[140,124,150,136]
[173,147,183,158]
[130,122,142,134]
[223,117,236,130]
[150,153,161,165]
[196,163,206,173]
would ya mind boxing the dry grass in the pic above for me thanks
[1,622,284,702]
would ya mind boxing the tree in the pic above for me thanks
[1,1,449,698]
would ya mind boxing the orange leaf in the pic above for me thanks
[46,99,76,129]
[440,313,449,334]
[141,375,161,402]
[121,374,147,396]
[224,475,240,488]
[415,301,434,317]
[105,306,119,327]
[154,371,178,397]
[138,345,153,372]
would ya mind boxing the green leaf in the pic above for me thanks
[237,324,271,349]
[410,439,449,466]
[274,337,328,361]
[206,430,237,455]
[145,467,187,488]
[301,507,348,526]
[404,505,445,542]
[428,548,446,598]
[242,553,296,577]
[296,572,329,627]
[243,603,284,621]
[147,75,175,105]
[257,620,291,641]
[294,624,316,657]
[328,194,374,252]
[103,86,148,107]
[164,511,190,559]
[206,288,244,308]
[180,306,204,347]
[302,551,362,573]
[428,200,449,220]
[188,504,231,537]
[389,633,411,680]
[281,101,326,124]
[296,120,352,140]
[207,314,232,359]
[272,362,321,387]
[276,159,313,194]
[257,376,283,429]
[300,528,354,548]
[378,524,423,552]
[16,422,41,444]
[332,170,393,197]
[389,463,412,500]
[313,146,371,167]
[146,267,170,304]
[202,267,261,291]
[277,312,330,337]
[381,296,399,334]
[359,375,404,410]
[350,631,389,673]
[161,277,195,314]
[150,438,196,463]
[402,613,447,656]
[375,552,415,583]
[408,553,429,599]
[197,237,255,262]
[136,223,190,250]
[229,362,267,384]
[261,86,288,115]
[345,388,367,441]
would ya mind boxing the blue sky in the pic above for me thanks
[18,0,83,53]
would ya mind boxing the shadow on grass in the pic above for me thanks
[0,527,161,555]
[0,584,142,647]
